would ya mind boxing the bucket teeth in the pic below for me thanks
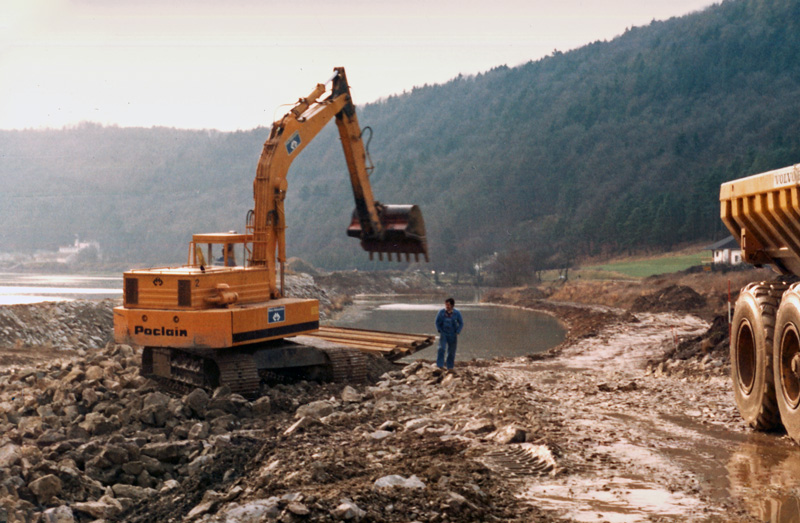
[347,204,429,262]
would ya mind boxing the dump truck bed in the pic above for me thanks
[720,163,800,275]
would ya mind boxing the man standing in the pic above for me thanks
[435,297,464,373]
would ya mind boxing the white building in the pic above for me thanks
[707,236,742,265]
[57,236,101,264]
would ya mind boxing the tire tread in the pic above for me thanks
[747,280,791,429]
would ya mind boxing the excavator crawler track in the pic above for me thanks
[321,347,367,383]
[141,344,370,397]
[141,347,212,391]
[216,353,261,397]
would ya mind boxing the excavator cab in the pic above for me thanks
[347,204,429,262]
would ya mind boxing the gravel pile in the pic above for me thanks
[630,284,708,313]
[0,300,114,352]
[0,343,559,523]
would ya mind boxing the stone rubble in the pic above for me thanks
[0,332,560,522]
[0,300,114,354]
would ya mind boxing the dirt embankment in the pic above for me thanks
[314,270,436,298]
[0,266,794,522]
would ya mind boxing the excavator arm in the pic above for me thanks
[250,67,428,298]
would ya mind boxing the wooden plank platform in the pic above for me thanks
[303,326,435,362]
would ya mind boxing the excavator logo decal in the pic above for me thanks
[268,306,285,324]
[285,131,301,155]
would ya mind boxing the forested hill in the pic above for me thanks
[2,0,800,272]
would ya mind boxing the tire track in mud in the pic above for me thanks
[486,311,768,522]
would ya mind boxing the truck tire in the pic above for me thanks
[731,281,788,430]
[774,284,800,442]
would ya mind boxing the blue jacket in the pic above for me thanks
[435,308,464,337]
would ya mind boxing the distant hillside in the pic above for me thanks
[2,0,800,272]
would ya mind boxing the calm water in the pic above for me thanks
[0,274,565,359]
[0,272,122,304]
[334,295,566,361]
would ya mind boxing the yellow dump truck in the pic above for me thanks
[721,163,800,441]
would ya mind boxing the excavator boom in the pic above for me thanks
[251,67,428,297]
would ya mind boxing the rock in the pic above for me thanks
[17,416,43,438]
[111,483,156,500]
[210,414,238,433]
[491,424,528,444]
[295,400,334,419]
[143,391,171,410]
[36,429,66,447]
[378,420,403,432]
[160,479,180,493]
[446,491,472,510]
[0,444,21,468]
[188,422,210,440]
[186,500,216,521]
[72,497,123,519]
[341,386,363,403]
[287,501,310,515]
[251,396,271,417]
[373,474,426,490]
[401,361,426,376]
[79,412,120,435]
[332,499,366,520]
[139,392,173,427]
[462,419,496,435]
[100,444,129,465]
[42,505,74,523]
[218,498,281,521]
[28,474,62,503]
[122,461,145,476]
[138,454,164,475]
[184,388,210,417]
[367,430,394,441]
[404,417,434,431]
[188,454,215,476]
[212,385,232,398]
[208,396,239,415]
[63,368,85,384]
[81,387,99,407]
[283,416,318,437]
[85,366,105,381]
[141,440,199,463]
[65,424,89,441]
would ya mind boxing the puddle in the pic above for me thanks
[522,476,704,522]
[728,439,800,522]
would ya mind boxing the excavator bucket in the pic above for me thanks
[347,204,429,262]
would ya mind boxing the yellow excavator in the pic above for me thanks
[114,67,429,395]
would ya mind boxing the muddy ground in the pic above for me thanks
[1,267,799,522]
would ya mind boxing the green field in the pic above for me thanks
[580,251,707,279]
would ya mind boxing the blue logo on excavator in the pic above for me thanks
[268,306,285,324]
[285,132,301,155]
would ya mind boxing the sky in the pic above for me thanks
[1,0,718,132]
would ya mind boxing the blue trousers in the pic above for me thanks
[437,334,458,369]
